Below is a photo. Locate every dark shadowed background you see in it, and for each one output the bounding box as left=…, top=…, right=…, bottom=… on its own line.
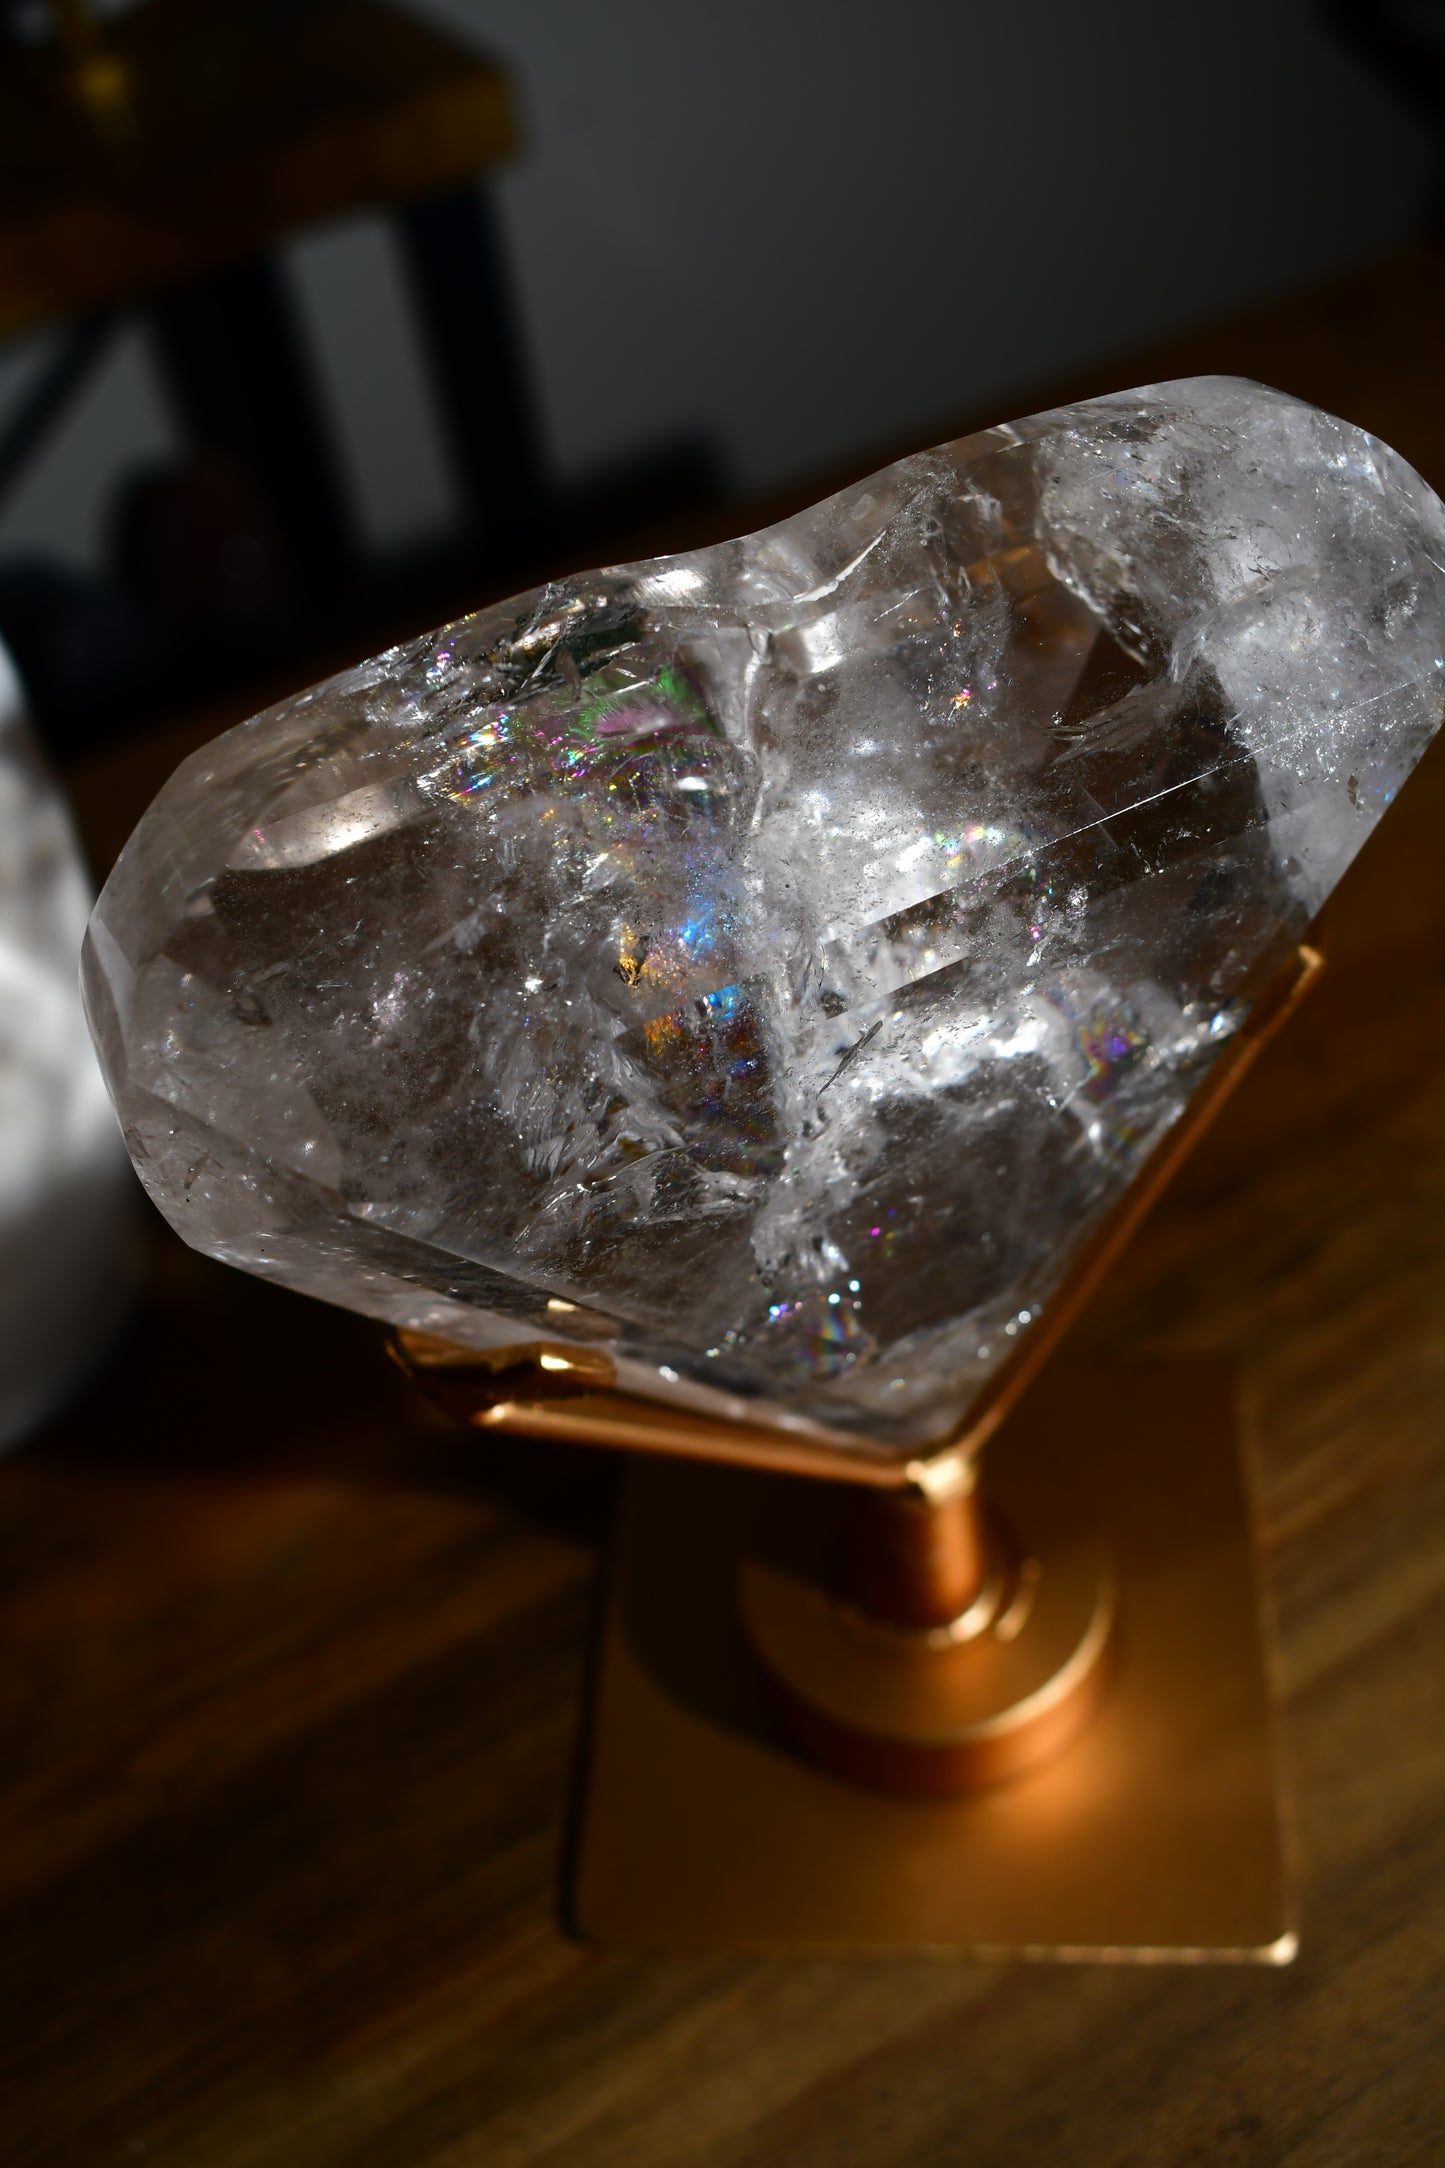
left=0, top=0, right=1439, bottom=752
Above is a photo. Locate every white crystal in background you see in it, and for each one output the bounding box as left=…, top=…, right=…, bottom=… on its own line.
left=1, top=643, right=136, bottom=1451
left=82, top=380, right=1445, bottom=1449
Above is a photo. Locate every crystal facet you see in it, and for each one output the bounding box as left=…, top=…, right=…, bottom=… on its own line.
left=84, top=379, right=1445, bottom=1450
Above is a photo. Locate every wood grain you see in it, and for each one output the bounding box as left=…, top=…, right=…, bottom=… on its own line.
left=5, top=251, right=1445, bottom=2165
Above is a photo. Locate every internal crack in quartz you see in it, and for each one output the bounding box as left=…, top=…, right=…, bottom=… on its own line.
left=83, top=378, right=1445, bottom=1452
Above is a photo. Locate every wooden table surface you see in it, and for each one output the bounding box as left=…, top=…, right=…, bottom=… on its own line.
left=5, top=253, right=1445, bottom=2166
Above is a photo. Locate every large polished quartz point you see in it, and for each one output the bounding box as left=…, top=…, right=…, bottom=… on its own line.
left=84, top=378, right=1445, bottom=1450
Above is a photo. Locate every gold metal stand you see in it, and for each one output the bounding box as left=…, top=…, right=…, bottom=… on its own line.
left=572, top=1362, right=1293, bottom=1959
left=738, top=1456, right=1115, bottom=1796
left=392, top=947, right=1320, bottom=1958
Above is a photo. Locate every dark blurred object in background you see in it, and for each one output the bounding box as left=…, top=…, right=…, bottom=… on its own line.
left=109, top=459, right=290, bottom=656
left=0, top=0, right=1437, bottom=759
left=1323, top=2, right=1445, bottom=227
left=0, top=0, right=721, bottom=756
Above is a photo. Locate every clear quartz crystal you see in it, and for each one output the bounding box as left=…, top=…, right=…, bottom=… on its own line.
left=83, top=378, right=1445, bottom=1451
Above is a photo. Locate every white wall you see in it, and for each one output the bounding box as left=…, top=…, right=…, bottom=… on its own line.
left=0, top=0, right=1431, bottom=567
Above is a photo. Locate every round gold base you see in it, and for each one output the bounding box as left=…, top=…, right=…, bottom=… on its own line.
left=739, top=1502, right=1115, bottom=1797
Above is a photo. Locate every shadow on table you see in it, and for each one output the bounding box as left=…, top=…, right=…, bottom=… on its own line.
left=28, top=1216, right=616, bottom=1546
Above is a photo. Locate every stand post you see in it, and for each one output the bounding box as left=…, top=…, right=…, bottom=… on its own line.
left=842, top=1457, right=987, bottom=1629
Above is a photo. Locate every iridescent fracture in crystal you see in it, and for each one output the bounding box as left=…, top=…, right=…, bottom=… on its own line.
left=84, top=379, right=1445, bottom=1448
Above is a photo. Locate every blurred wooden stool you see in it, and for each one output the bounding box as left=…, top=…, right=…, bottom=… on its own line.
left=0, top=0, right=541, bottom=592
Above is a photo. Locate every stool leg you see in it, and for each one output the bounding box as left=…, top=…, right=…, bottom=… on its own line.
left=395, top=183, right=548, bottom=552
left=148, top=254, right=357, bottom=607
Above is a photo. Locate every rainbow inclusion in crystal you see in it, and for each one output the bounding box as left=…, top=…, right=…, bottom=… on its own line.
left=84, top=379, right=1445, bottom=1448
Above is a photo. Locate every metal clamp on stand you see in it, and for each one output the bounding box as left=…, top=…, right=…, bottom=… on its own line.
left=392, top=946, right=1321, bottom=1960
